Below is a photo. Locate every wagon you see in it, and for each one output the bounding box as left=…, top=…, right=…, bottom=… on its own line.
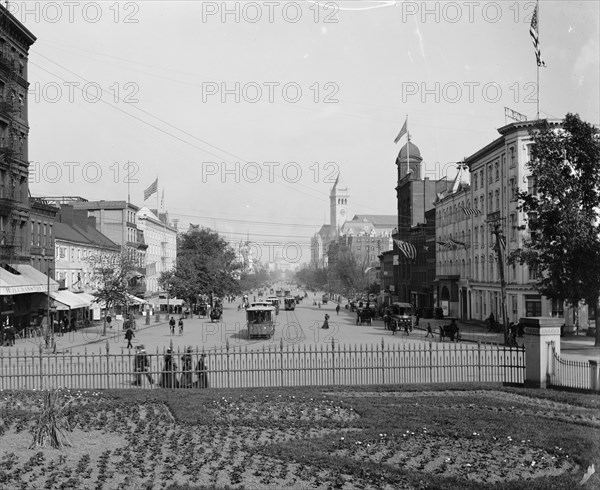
left=356, top=309, right=372, bottom=326
left=210, top=307, right=222, bottom=322
left=439, top=318, right=460, bottom=342
left=198, top=304, right=210, bottom=318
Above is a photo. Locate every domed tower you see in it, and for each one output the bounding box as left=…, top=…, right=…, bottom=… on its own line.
left=396, top=140, right=423, bottom=180
left=329, top=173, right=349, bottom=239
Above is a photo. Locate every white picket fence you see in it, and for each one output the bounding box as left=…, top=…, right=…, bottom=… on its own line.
left=547, top=342, right=600, bottom=392
left=0, top=340, right=525, bottom=390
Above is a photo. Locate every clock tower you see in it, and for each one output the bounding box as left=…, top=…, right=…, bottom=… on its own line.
left=329, top=174, right=349, bottom=239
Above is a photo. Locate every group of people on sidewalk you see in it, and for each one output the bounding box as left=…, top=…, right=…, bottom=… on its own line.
left=132, top=345, right=209, bottom=389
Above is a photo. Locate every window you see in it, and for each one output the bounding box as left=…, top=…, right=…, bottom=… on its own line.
left=509, top=146, right=516, bottom=167
left=488, top=192, right=493, bottom=210
left=37, top=223, right=41, bottom=246
left=473, top=226, right=478, bottom=247
left=551, top=299, right=564, bottom=318
left=510, top=214, right=516, bottom=241
left=525, top=295, right=542, bottom=317
left=479, top=170, right=484, bottom=187
left=495, top=161, right=499, bottom=181
left=509, top=178, right=516, bottom=200
left=488, top=165, right=493, bottom=184
left=30, top=222, right=34, bottom=246
left=474, top=174, right=478, bottom=190
left=527, top=175, right=537, bottom=195
left=495, top=190, right=500, bottom=211
left=528, top=265, right=538, bottom=281
left=43, top=223, right=47, bottom=246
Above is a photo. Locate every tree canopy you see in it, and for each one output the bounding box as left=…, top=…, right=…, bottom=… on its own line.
left=160, top=227, right=240, bottom=304
left=512, top=113, right=600, bottom=345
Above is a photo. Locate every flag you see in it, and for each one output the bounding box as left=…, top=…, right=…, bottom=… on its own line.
left=449, top=237, right=467, bottom=250
left=393, top=239, right=416, bottom=260
left=461, top=206, right=482, bottom=217
left=530, top=2, right=545, bottom=67
left=394, top=117, right=408, bottom=144
left=144, top=178, right=158, bottom=200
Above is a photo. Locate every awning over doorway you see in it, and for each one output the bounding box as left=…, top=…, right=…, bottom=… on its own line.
left=127, top=293, right=147, bottom=305
left=49, top=290, right=92, bottom=311
left=158, top=297, right=184, bottom=306
left=0, top=264, right=59, bottom=296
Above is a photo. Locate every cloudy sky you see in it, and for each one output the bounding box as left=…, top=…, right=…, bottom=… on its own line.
left=18, top=0, right=599, bottom=265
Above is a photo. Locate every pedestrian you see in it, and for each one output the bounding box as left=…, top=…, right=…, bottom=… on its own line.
left=180, top=347, right=194, bottom=388
left=159, top=349, right=179, bottom=388
left=169, top=316, right=176, bottom=335
left=132, top=345, right=153, bottom=386
left=195, top=354, right=209, bottom=389
left=336, top=304, right=340, bottom=315
left=125, top=326, right=135, bottom=349
left=404, top=322, right=410, bottom=336
left=425, top=322, right=434, bottom=338
left=106, top=315, right=112, bottom=329
left=415, top=311, right=420, bottom=326
left=70, top=318, right=77, bottom=333
left=391, top=319, right=397, bottom=335
left=321, top=313, right=330, bottom=329
left=62, top=316, right=69, bottom=333
left=178, top=317, right=184, bottom=336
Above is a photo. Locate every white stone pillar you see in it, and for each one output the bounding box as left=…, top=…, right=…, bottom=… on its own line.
left=521, top=317, right=563, bottom=389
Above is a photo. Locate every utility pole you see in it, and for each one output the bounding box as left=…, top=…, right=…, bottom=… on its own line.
left=492, top=223, right=509, bottom=344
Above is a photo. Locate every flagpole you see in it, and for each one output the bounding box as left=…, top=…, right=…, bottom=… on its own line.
left=537, top=1, right=540, bottom=120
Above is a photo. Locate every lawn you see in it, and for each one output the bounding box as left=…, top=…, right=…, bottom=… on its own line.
left=0, top=383, right=599, bottom=489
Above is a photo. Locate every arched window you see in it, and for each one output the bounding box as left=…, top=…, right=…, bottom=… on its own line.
left=495, top=189, right=500, bottom=211
left=475, top=256, right=479, bottom=280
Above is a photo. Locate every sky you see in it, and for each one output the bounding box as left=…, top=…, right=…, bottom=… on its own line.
left=15, top=0, right=600, bottom=267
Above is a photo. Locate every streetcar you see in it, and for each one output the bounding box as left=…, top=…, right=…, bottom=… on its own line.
left=284, top=296, right=296, bottom=311
left=276, top=289, right=283, bottom=297
left=246, top=305, right=276, bottom=338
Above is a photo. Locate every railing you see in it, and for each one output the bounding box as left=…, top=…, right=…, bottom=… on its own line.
left=547, top=342, right=600, bottom=392
left=0, top=340, right=526, bottom=391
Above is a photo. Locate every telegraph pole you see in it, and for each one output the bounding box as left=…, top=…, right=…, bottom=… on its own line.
left=492, top=223, right=509, bottom=344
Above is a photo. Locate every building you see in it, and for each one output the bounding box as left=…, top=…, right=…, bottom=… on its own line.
left=69, top=199, right=148, bottom=297
left=310, top=174, right=349, bottom=269
left=394, top=139, right=447, bottom=304
left=136, top=206, right=177, bottom=299
left=433, top=119, right=573, bottom=326
left=0, top=7, right=58, bottom=332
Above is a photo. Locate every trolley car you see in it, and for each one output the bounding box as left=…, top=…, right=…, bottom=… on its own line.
left=284, top=296, right=296, bottom=311
left=246, top=305, right=276, bottom=338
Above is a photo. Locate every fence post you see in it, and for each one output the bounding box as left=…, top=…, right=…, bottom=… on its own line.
left=590, top=361, right=599, bottom=392
left=331, top=338, right=336, bottom=386
left=226, top=338, right=230, bottom=389
left=279, top=338, right=285, bottom=387
left=520, top=317, right=562, bottom=389
left=38, top=343, right=44, bottom=390
left=105, top=341, right=110, bottom=389
left=380, top=338, right=385, bottom=385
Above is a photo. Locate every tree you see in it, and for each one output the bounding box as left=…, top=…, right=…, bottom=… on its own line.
left=160, top=227, right=240, bottom=306
left=330, top=252, right=370, bottom=295
left=88, top=247, right=139, bottom=336
left=511, top=114, right=600, bottom=345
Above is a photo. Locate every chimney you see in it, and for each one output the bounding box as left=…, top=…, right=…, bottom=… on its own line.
left=60, top=205, right=74, bottom=225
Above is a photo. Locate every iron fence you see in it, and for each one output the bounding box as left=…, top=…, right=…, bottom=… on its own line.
left=0, top=340, right=525, bottom=391
left=547, top=342, right=600, bottom=392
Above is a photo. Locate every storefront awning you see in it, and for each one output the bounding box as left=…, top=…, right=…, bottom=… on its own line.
left=158, top=297, right=184, bottom=306
left=50, top=290, right=92, bottom=311
left=76, top=292, right=104, bottom=308
left=127, top=293, right=147, bottom=305
left=0, top=264, right=59, bottom=296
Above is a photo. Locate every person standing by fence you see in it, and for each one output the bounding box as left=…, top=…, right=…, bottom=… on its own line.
left=159, top=349, right=179, bottom=388
left=169, top=316, right=176, bottom=336
left=178, top=317, right=184, bottom=336
left=180, top=347, right=194, bottom=388
left=132, top=345, right=153, bottom=386
left=195, top=354, right=209, bottom=388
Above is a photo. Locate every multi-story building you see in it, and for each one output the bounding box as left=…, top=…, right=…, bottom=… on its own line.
left=394, top=139, right=447, bottom=304
left=435, top=119, right=570, bottom=325
left=0, top=7, right=59, bottom=332
left=136, top=206, right=177, bottom=296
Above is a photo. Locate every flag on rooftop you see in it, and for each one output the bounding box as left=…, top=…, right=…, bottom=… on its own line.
left=530, top=2, right=546, bottom=67
left=144, top=178, right=158, bottom=200
left=394, top=117, right=408, bottom=144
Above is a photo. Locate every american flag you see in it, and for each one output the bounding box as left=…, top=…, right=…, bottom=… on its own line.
left=530, top=3, right=545, bottom=67
left=144, top=178, right=158, bottom=200
left=393, top=239, right=417, bottom=260
left=449, top=237, right=467, bottom=250
left=394, top=118, right=408, bottom=144
left=462, top=206, right=482, bottom=217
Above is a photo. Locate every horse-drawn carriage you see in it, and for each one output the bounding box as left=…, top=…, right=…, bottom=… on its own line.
left=356, top=308, right=373, bottom=326
left=384, top=302, right=413, bottom=332
left=246, top=305, right=275, bottom=339
left=439, top=318, right=460, bottom=341
left=322, top=294, right=328, bottom=305
left=198, top=303, right=210, bottom=318
left=210, top=306, right=222, bottom=322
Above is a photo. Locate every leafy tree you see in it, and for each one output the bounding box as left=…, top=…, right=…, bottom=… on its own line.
left=511, top=114, right=600, bottom=345
left=295, top=265, right=328, bottom=290
left=160, top=227, right=240, bottom=306
left=88, top=247, right=139, bottom=336
left=329, top=252, right=370, bottom=295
